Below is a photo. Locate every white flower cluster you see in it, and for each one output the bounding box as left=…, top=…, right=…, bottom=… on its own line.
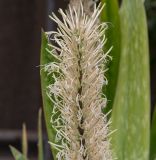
left=45, top=2, right=113, bottom=160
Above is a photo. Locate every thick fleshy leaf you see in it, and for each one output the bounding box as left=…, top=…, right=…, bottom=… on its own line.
left=10, top=146, right=26, bottom=160
left=38, top=109, right=44, bottom=160
left=101, top=0, right=121, bottom=114
left=111, top=0, right=150, bottom=159
left=40, top=30, right=57, bottom=159
left=150, top=105, right=156, bottom=160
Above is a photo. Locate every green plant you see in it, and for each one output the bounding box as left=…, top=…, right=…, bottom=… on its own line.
left=41, top=0, right=152, bottom=159
left=10, top=109, right=44, bottom=160
left=41, top=2, right=113, bottom=159
left=110, top=0, right=150, bottom=159
left=40, top=0, right=152, bottom=159
left=11, top=0, right=156, bottom=160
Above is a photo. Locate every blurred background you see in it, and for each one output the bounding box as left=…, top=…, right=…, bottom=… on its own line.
left=0, top=0, right=155, bottom=159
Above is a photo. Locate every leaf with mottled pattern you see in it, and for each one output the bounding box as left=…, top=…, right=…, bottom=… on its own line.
left=111, top=0, right=150, bottom=159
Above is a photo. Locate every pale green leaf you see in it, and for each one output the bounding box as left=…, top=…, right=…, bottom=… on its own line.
left=22, top=124, right=28, bottom=159
left=10, top=146, right=26, bottom=160
left=111, top=0, right=150, bottom=159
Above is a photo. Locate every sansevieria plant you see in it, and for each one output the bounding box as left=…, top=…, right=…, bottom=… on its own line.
left=10, top=0, right=155, bottom=160
left=43, top=1, right=113, bottom=159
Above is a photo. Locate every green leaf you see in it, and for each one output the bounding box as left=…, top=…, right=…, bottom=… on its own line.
left=22, top=124, right=28, bottom=159
left=40, top=30, right=58, bottom=159
left=111, top=0, right=150, bottom=159
left=38, top=109, right=44, bottom=160
left=150, top=105, right=156, bottom=160
left=10, top=146, right=26, bottom=160
left=101, top=0, right=121, bottom=114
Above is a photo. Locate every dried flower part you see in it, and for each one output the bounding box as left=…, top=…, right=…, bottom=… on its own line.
left=70, top=0, right=98, bottom=16
left=45, top=3, right=113, bottom=160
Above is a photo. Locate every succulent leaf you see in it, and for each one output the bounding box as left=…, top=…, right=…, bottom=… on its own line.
left=111, top=0, right=150, bottom=159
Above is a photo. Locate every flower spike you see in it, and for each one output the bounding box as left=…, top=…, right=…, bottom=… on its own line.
left=45, top=2, right=113, bottom=160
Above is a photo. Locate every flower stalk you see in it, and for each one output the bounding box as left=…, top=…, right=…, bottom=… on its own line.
left=45, top=2, right=113, bottom=160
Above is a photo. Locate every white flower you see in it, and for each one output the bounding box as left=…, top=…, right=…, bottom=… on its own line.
left=45, top=2, right=113, bottom=160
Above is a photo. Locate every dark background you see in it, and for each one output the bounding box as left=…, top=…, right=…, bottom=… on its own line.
left=0, top=0, right=68, bottom=159
left=0, top=0, right=155, bottom=159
